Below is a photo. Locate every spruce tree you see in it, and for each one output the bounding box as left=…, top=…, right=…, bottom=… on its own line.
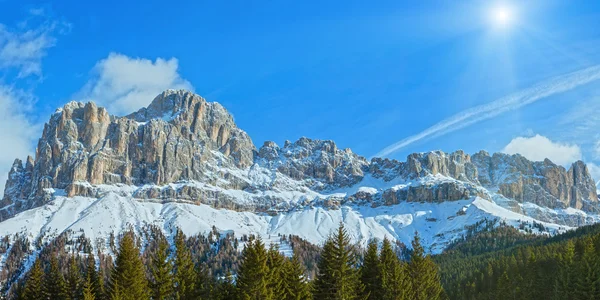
left=173, top=229, right=196, bottom=300
left=150, top=237, right=174, bottom=299
left=216, top=271, right=237, bottom=300
left=574, top=238, right=600, bottom=300
left=408, top=232, right=443, bottom=300
left=83, top=273, right=97, bottom=300
left=380, top=238, right=408, bottom=300
left=554, top=241, right=576, bottom=299
left=110, top=233, right=150, bottom=300
left=282, top=254, right=310, bottom=300
left=21, top=258, right=45, bottom=300
left=267, top=245, right=286, bottom=299
left=236, top=238, right=272, bottom=300
left=86, top=252, right=104, bottom=300
left=45, top=256, right=69, bottom=300
left=313, top=223, right=365, bottom=300
left=360, top=240, right=381, bottom=300
left=68, top=255, right=83, bottom=300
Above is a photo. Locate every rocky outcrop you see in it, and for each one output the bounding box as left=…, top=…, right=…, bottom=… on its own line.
left=1, top=90, right=256, bottom=219
left=1, top=89, right=598, bottom=221
left=256, top=138, right=368, bottom=189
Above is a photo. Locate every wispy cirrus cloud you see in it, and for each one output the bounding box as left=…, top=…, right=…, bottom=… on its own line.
left=0, top=9, right=69, bottom=78
left=375, top=65, right=600, bottom=158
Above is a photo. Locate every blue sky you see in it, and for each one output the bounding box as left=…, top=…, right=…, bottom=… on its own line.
left=1, top=0, right=600, bottom=184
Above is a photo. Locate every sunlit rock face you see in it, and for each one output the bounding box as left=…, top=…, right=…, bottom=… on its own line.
left=1, top=89, right=598, bottom=221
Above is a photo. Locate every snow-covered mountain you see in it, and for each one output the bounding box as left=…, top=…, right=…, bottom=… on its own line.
left=0, top=89, right=599, bottom=260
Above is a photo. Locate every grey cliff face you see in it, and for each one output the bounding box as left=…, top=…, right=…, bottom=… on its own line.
left=1, top=89, right=598, bottom=221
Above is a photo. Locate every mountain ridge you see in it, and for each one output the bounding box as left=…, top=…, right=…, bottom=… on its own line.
left=0, top=89, right=598, bottom=254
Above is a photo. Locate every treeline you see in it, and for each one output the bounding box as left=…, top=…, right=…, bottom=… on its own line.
left=15, top=224, right=444, bottom=300
left=436, top=222, right=600, bottom=299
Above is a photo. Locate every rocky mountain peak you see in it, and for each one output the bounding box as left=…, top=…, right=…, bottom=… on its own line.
left=0, top=90, right=598, bottom=223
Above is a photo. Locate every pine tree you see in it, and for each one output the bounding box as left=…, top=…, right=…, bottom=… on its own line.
left=554, top=241, right=576, bottom=299
left=574, top=238, right=600, bottom=300
left=21, top=258, right=45, bottom=300
left=96, top=261, right=107, bottom=300
left=83, top=272, right=97, bottom=300
left=380, top=238, right=408, bottom=300
left=45, top=256, right=69, bottom=300
left=313, top=223, right=365, bottom=300
left=173, top=229, right=196, bottom=300
left=150, top=237, right=174, bottom=300
left=86, top=252, right=104, bottom=300
left=267, top=245, right=286, bottom=299
left=236, top=238, right=272, bottom=300
left=110, top=233, right=150, bottom=300
left=360, top=240, right=381, bottom=300
left=68, top=255, right=83, bottom=300
left=282, top=254, right=310, bottom=300
left=408, top=232, right=443, bottom=300
left=216, top=271, right=237, bottom=300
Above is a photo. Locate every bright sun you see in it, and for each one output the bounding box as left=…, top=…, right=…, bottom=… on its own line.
left=490, top=5, right=514, bottom=28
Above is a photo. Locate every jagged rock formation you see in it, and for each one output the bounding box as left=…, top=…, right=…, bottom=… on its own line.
left=1, top=89, right=598, bottom=221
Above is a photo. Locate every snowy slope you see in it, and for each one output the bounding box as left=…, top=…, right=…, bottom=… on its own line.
left=0, top=190, right=575, bottom=259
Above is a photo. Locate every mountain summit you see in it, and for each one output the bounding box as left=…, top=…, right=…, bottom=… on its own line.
left=0, top=90, right=599, bottom=252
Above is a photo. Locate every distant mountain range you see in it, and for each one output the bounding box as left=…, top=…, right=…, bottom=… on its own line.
left=0, top=89, right=599, bottom=265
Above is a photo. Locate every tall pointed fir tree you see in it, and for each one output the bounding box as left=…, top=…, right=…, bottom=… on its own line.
left=86, top=252, right=105, bottom=300
left=173, top=229, right=197, bottom=300
left=68, top=254, right=83, bottom=300
left=267, top=245, right=286, bottom=299
left=21, top=258, right=45, bottom=300
left=574, top=237, right=600, bottom=300
left=236, top=238, right=272, bottom=300
left=216, top=271, right=237, bottom=300
left=407, top=232, right=443, bottom=300
left=282, top=254, right=310, bottom=300
left=380, top=238, right=409, bottom=300
left=83, top=272, right=97, bottom=300
left=45, top=256, right=69, bottom=300
left=553, top=240, right=576, bottom=299
left=313, top=223, right=365, bottom=300
left=150, top=237, right=174, bottom=300
left=360, top=240, right=381, bottom=300
left=110, top=232, right=150, bottom=300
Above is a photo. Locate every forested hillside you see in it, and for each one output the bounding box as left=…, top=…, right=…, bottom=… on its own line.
left=13, top=224, right=444, bottom=300
left=436, top=222, right=600, bottom=299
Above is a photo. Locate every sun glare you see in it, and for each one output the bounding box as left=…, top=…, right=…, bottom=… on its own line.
left=490, top=4, right=514, bottom=28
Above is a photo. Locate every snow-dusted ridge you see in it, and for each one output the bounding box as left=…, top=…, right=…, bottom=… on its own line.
left=1, top=89, right=599, bottom=274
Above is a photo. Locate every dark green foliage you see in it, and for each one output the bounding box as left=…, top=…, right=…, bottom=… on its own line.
left=313, top=223, right=365, bottom=300
left=360, top=240, right=381, bottom=300
left=173, top=229, right=197, bottom=299
left=380, top=238, right=409, bottom=300
left=109, top=233, right=150, bottom=300
left=408, top=233, right=443, bottom=300
left=436, top=223, right=600, bottom=299
left=282, top=254, right=311, bottom=300
left=45, top=256, right=69, bottom=300
left=150, top=237, right=174, bottom=299
left=68, top=254, right=84, bottom=299
left=21, top=259, right=45, bottom=300
left=236, top=238, right=271, bottom=300
left=83, top=272, right=96, bottom=300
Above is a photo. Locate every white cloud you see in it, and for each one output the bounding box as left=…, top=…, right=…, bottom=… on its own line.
left=78, top=53, right=194, bottom=116
left=375, top=65, right=600, bottom=158
left=0, top=86, right=39, bottom=192
left=0, top=14, right=67, bottom=78
left=502, top=134, right=582, bottom=166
